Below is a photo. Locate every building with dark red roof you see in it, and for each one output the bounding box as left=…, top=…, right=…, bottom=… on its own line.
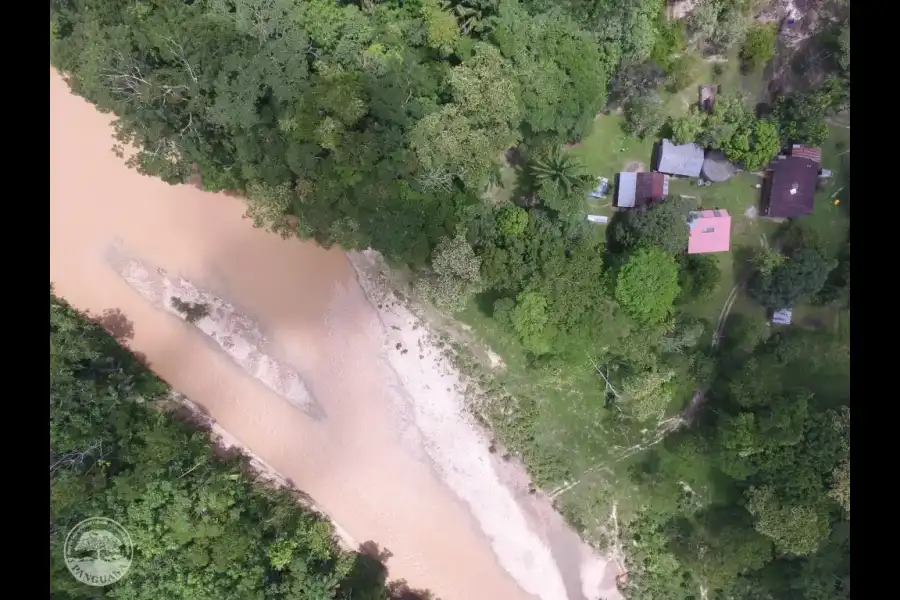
left=615, top=172, right=669, bottom=208
left=761, top=145, right=822, bottom=218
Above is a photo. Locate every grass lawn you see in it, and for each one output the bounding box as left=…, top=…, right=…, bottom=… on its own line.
left=458, top=298, right=625, bottom=468
left=458, top=297, right=675, bottom=529
left=797, top=125, right=851, bottom=259
left=571, top=115, right=657, bottom=180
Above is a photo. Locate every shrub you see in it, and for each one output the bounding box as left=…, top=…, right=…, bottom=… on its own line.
left=492, top=297, right=516, bottom=327
left=497, top=205, right=529, bottom=238
left=510, top=291, right=552, bottom=354
left=622, top=94, right=666, bottom=140
left=677, top=254, right=722, bottom=303
left=741, top=24, right=777, bottom=72
left=610, top=195, right=695, bottom=255
left=748, top=249, right=835, bottom=309
left=651, top=18, right=687, bottom=69
left=666, top=55, right=697, bottom=93
left=608, top=61, right=666, bottom=109
left=670, top=108, right=707, bottom=145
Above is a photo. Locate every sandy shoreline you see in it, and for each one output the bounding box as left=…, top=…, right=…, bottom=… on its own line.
left=346, top=251, right=624, bottom=600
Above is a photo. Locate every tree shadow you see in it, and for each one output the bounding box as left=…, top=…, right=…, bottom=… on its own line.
left=657, top=120, right=674, bottom=141
left=731, top=246, right=756, bottom=283
left=94, top=308, right=135, bottom=342
left=754, top=101, right=773, bottom=119
left=81, top=305, right=150, bottom=367
left=358, top=540, right=394, bottom=564
left=342, top=541, right=441, bottom=600
left=473, top=289, right=505, bottom=317
left=387, top=580, right=439, bottom=600
left=510, top=164, right=538, bottom=208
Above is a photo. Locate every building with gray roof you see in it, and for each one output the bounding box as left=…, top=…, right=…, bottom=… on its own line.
left=655, top=139, right=705, bottom=178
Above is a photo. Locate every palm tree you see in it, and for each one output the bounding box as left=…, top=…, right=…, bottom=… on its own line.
left=529, top=148, right=587, bottom=196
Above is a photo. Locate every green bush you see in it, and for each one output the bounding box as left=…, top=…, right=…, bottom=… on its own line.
left=651, top=17, right=687, bottom=69
left=492, top=297, right=516, bottom=327
left=622, top=94, right=666, bottom=140
left=670, top=107, right=707, bottom=145
left=508, top=291, right=553, bottom=354
left=666, top=55, right=698, bottom=92
left=677, top=254, right=722, bottom=303
left=740, top=24, right=777, bottom=72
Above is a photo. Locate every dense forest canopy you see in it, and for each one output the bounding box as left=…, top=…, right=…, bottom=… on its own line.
left=50, top=0, right=619, bottom=266
left=51, top=1, right=850, bottom=599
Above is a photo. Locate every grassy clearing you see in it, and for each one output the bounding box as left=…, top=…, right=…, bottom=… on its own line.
left=573, top=115, right=657, bottom=225
left=803, top=125, right=851, bottom=259
left=457, top=286, right=672, bottom=533
left=571, top=115, right=657, bottom=178
left=663, top=48, right=768, bottom=118
left=483, top=164, right=519, bottom=206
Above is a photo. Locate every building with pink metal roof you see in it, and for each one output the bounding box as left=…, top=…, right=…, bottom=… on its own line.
left=687, top=210, right=731, bottom=254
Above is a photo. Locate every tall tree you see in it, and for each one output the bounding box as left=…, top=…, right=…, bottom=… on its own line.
left=615, top=247, right=681, bottom=325
left=530, top=149, right=588, bottom=196
left=418, top=231, right=483, bottom=311
left=411, top=42, right=521, bottom=192
left=610, top=196, right=695, bottom=255
left=748, top=249, right=835, bottom=309
left=491, top=3, right=610, bottom=142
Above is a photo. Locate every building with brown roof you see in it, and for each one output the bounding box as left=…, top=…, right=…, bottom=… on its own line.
left=615, top=172, right=669, bottom=208
left=761, top=145, right=822, bottom=218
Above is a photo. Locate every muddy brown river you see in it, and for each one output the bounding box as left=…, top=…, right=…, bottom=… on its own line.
left=50, top=67, right=621, bottom=600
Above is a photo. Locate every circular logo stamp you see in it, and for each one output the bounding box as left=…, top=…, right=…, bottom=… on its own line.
left=64, top=517, right=133, bottom=586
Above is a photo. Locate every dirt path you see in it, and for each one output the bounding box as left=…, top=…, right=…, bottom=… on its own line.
left=712, top=284, right=741, bottom=350
left=50, top=68, right=620, bottom=600
left=684, top=234, right=770, bottom=424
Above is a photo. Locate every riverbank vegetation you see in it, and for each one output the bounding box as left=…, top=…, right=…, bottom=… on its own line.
left=51, top=290, right=434, bottom=599
left=51, top=0, right=850, bottom=598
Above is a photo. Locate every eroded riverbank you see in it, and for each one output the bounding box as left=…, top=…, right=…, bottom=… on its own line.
left=50, top=67, right=621, bottom=600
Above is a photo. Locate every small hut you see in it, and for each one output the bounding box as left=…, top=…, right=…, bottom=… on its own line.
left=699, top=85, right=719, bottom=112
left=772, top=308, right=793, bottom=326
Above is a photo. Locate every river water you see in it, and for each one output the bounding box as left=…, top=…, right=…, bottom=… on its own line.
left=50, top=67, right=621, bottom=600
